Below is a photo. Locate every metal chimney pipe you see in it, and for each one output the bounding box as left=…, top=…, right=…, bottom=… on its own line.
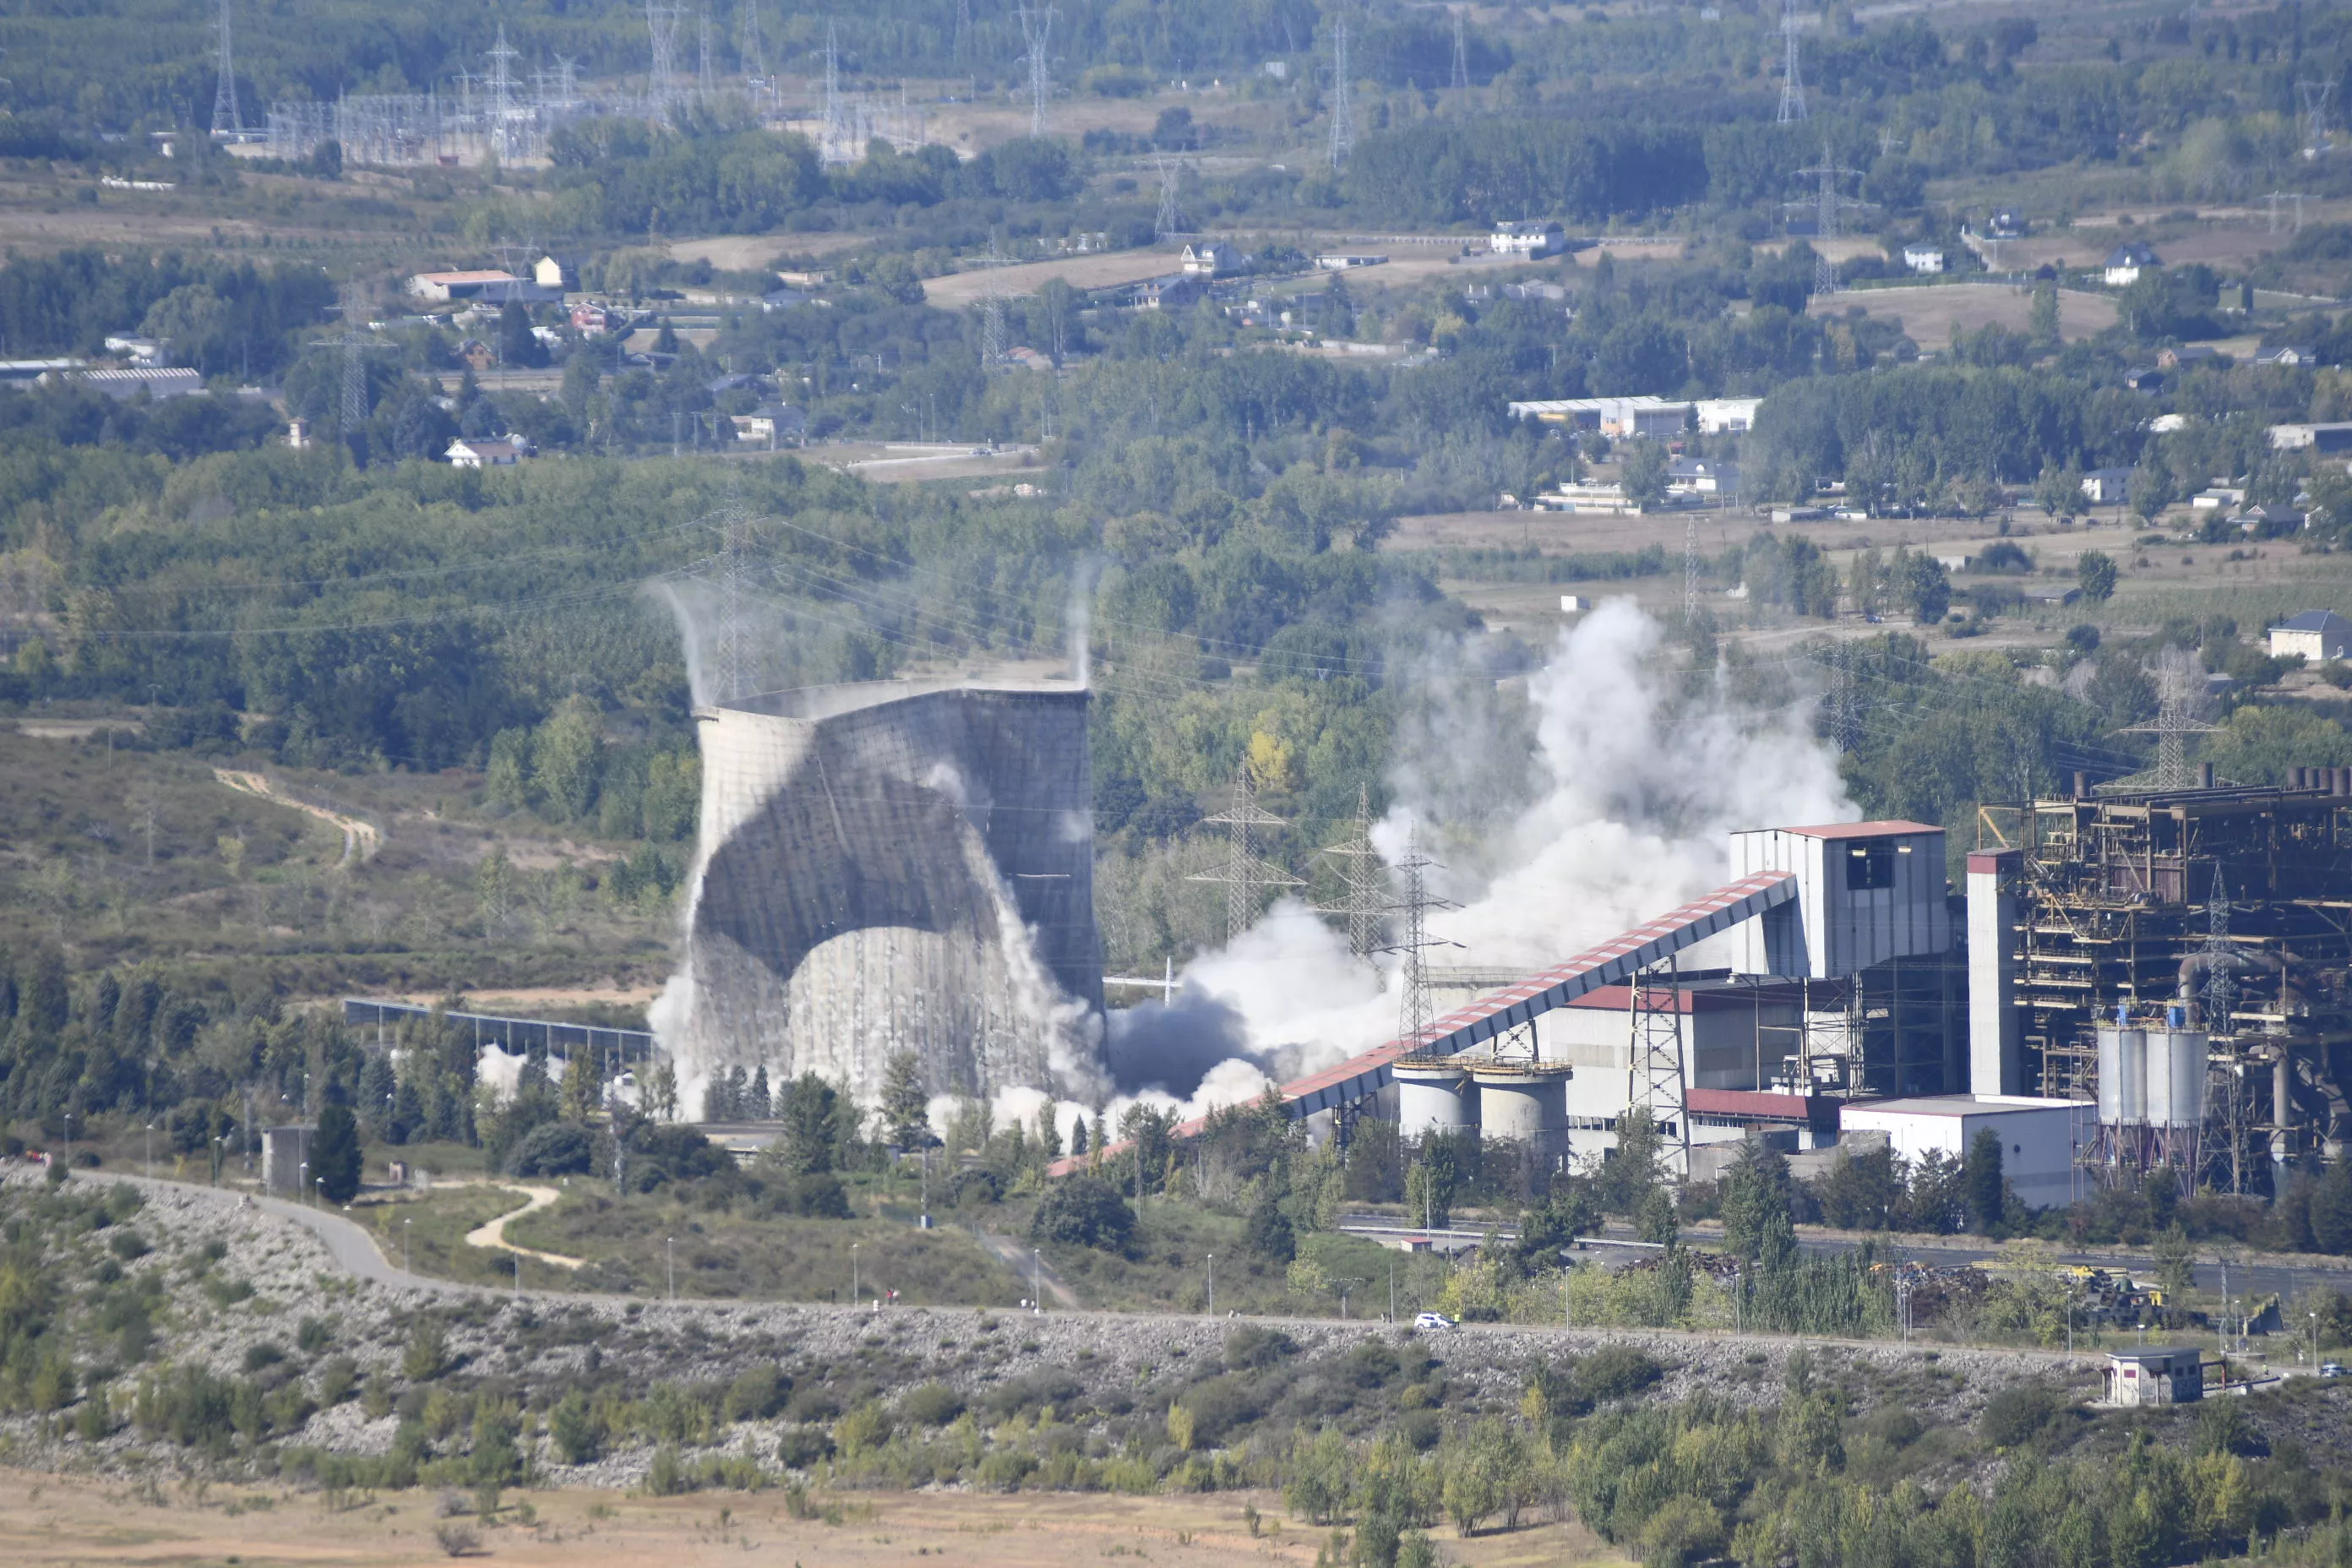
left=2073, top=770, right=2088, bottom=799
left=2199, top=761, right=2215, bottom=789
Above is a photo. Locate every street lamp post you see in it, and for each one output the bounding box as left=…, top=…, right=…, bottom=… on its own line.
left=667, top=1235, right=676, bottom=1302
left=403, top=1217, right=412, bottom=1277
left=299, top=1162, right=308, bottom=1207
left=1032, top=1248, right=1042, bottom=1313
left=1206, top=1254, right=1214, bottom=1317
left=63, top=1111, right=74, bottom=1169
left=144, top=1121, right=154, bottom=1179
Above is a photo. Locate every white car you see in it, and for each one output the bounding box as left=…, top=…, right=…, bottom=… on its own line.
left=2322, top=1362, right=2346, bottom=1379
left=1413, top=1311, right=1456, bottom=1331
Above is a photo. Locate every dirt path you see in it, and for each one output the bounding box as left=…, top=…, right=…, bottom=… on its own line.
left=214, top=768, right=381, bottom=866
left=459, top=1182, right=585, bottom=1270
left=977, top=1228, right=1081, bottom=1309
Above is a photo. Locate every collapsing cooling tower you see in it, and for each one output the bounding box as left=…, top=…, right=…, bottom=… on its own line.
left=662, top=677, right=1103, bottom=1107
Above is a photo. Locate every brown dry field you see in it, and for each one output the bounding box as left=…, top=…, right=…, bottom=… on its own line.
left=1807, top=281, right=2118, bottom=348
left=0, top=1468, right=1628, bottom=1568
left=922, top=247, right=1184, bottom=304
left=666, top=231, right=879, bottom=270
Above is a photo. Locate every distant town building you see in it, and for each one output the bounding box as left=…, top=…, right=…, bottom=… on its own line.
left=103, top=335, right=167, bottom=365
left=1533, top=481, right=1642, bottom=514
left=1668, top=457, right=1741, bottom=496
left=2268, top=609, right=2352, bottom=662
left=445, top=436, right=533, bottom=468
left=1902, top=244, right=1946, bottom=275
left=68, top=367, right=205, bottom=400
left=1986, top=208, right=2028, bottom=238
left=2157, top=344, right=2220, bottom=369
left=456, top=339, right=496, bottom=372
left=2103, top=244, right=2160, bottom=286
left=1179, top=241, right=1244, bottom=277
left=2080, top=467, right=2134, bottom=504
left=1490, top=220, right=1566, bottom=258
left=532, top=254, right=576, bottom=290
left=1507, top=395, right=1761, bottom=437
left=732, top=404, right=808, bottom=444
left=1314, top=253, right=1386, bottom=270
left=406, top=270, right=522, bottom=302
left=1133, top=275, right=1206, bottom=311
left=2257, top=345, right=2319, bottom=368
left=2268, top=422, right=2352, bottom=453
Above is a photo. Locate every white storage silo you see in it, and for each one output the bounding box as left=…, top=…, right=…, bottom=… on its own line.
left=2146, top=1030, right=2208, bottom=1129
left=2098, top=1026, right=2147, bottom=1124
left=1394, top=1060, right=1475, bottom=1139
left=1467, top=1060, right=1574, bottom=1158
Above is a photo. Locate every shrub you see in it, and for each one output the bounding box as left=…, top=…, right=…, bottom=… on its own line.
left=1980, top=1383, right=2063, bottom=1447
left=550, top=1390, right=603, bottom=1464
left=316, top=1356, right=359, bottom=1406
left=898, top=1382, right=966, bottom=1427
left=1030, top=1176, right=1135, bottom=1254
left=1576, top=1345, right=1663, bottom=1402
left=108, top=1229, right=150, bottom=1260
left=243, top=1342, right=286, bottom=1373
left=297, top=1316, right=333, bottom=1354
left=1224, top=1326, right=1298, bottom=1370
left=722, top=1364, right=787, bottom=1422
left=401, top=1319, right=450, bottom=1381
left=776, top=1424, right=834, bottom=1469
left=433, top=1522, right=480, bottom=1556
left=508, top=1121, right=595, bottom=1177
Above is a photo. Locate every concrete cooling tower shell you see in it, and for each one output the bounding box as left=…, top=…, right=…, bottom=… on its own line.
left=669, top=676, right=1102, bottom=1105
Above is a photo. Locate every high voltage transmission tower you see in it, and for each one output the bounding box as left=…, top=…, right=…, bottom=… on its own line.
left=1018, top=4, right=1056, bottom=137
left=699, top=12, right=716, bottom=100
left=1384, top=825, right=1458, bottom=1049
left=484, top=25, right=521, bottom=161
left=823, top=20, right=845, bottom=155
left=210, top=0, right=244, bottom=138
left=2119, top=647, right=2220, bottom=791
left=1315, top=783, right=1386, bottom=962
left=1682, top=514, right=1701, bottom=625
left=1190, top=770, right=1304, bottom=946
left=739, top=0, right=768, bottom=94
left=1450, top=9, right=1470, bottom=95
left=1328, top=19, right=1355, bottom=170
left=2300, top=79, right=2335, bottom=155
left=645, top=0, right=684, bottom=113
left=1152, top=153, right=1182, bottom=242
left=975, top=233, right=1012, bottom=372
left=1776, top=0, right=1806, bottom=124
left=1786, top=146, right=1870, bottom=295
left=707, top=499, right=758, bottom=703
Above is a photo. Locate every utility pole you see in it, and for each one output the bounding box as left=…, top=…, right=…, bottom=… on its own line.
left=1776, top=0, right=1806, bottom=125
left=1189, top=768, right=1304, bottom=945
left=1018, top=4, right=1055, bottom=138
left=210, top=0, right=244, bottom=139
left=1316, top=782, right=1386, bottom=962
left=1328, top=19, right=1355, bottom=171
left=1683, top=512, right=1701, bottom=626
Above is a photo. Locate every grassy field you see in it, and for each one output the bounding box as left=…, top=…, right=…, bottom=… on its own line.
left=1809, top=281, right=2120, bottom=350
left=498, top=1185, right=1025, bottom=1305
left=1039, top=1200, right=1456, bottom=1320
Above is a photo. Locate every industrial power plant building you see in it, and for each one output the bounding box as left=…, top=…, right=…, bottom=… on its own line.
left=1138, top=769, right=2352, bottom=1204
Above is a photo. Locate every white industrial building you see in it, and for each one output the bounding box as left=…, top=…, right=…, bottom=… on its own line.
left=1507, top=395, right=1763, bottom=438
left=2268, top=609, right=2352, bottom=662
left=1840, top=1094, right=2092, bottom=1211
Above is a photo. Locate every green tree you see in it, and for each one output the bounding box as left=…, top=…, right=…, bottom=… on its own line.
left=2028, top=281, right=2061, bottom=346
left=880, top=1052, right=935, bottom=1150
left=2130, top=465, right=2176, bottom=523
left=1720, top=1135, right=1799, bottom=1271
left=550, top=1389, right=603, bottom=1464
left=2035, top=463, right=2085, bottom=523
left=2077, top=550, right=2119, bottom=602
left=531, top=696, right=603, bottom=821
left=475, top=846, right=515, bottom=929
left=1245, top=1192, right=1297, bottom=1263
left=1965, top=1126, right=2006, bottom=1234
left=1595, top=1108, right=1665, bottom=1217
left=312, top=1102, right=363, bottom=1204
left=776, top=1074, right=841, bottom=1176
left=2311, top=1160, right=2352, bottom=1255
left=1619, top=439, right=1670, bottom=510
left=1030, top=1175, right=1135, bottom=1253
left=2153, top=1224, right=2198, bottom=1297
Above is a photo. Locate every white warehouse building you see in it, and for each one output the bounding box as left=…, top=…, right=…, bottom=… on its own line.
left=1841, top=1095, right=2093, bottom=1211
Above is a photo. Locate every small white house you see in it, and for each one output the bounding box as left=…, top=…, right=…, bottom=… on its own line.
left=1838, top=1094, right=2090, bottom=1211
left=445, top=436, right=532, bottom=468
left=1179, top=241, right=1244, bottom=277
left=2268, top=609, right=2352, bottom=662
left=1669, top=457, right=1740, bottom=495
left=1491, top=220, right=1566, bottom=258
left=1902, top=244, right=1946, bottom=275
left=1315, top=253, right=1386, bottom=270
left=2104, top=243, right=2160, bottom=286
left=2081, top=467, right=2134, bottom=505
